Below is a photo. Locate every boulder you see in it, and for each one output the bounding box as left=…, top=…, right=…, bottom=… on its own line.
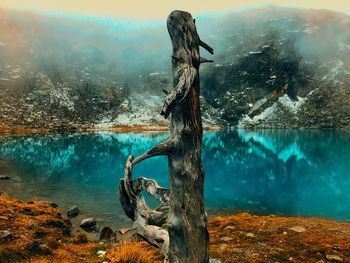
left=67, top=206, right=80, bottom=218
left=79, top=218, right=97, bottom=231
left=99, top=226, right=116, bottom=243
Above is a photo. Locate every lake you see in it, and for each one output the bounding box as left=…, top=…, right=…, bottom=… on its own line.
left=0, top=130, right=350, bottom=228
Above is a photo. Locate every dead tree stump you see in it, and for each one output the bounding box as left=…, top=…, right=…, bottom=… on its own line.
left=119, top=10, right=214, bottom=263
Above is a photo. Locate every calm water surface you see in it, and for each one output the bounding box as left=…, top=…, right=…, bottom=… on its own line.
left=0, top=130, right=349, bottom=228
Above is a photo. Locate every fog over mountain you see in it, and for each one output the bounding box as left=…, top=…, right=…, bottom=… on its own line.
left=1, top=6, right=350, bottom=130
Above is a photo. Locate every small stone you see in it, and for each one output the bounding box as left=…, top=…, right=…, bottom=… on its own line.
left=326, top=255, right=343, bottom=262
left=290, top=226, right=306, bottom=233
left=79, top=218, right=96, bottom=230
left=0, top=175, right=10, bottom=180
left=41, top=201, right=58, bottom=208
left=209, top=258, right=222, bottom=263
left=218, top=244, right=227, bottom=253
left=283, top=231, right=288, bottom=235
left=220, top=236, right=233, bottom=242
left=246, top=232, right=255, bottom=237
left=67, top=206, right=80, bottom=218
left=97, top=250, right=106, bottom=256
left=118, top=228, right=130, bottom=234
left=0, top=230, right=11, bottom=240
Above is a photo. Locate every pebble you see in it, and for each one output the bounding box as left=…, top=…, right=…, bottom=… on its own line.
left=289, top=226, right=306, bottom=233
left=326, top=255, right=343, bottom=262
left=97, top=250, right=106, bottom=257
left=0, top=230, right=11, bottom=240
left=67, top=206, right=80, bottom=218
left=220, top=236, right=233, bottom=242
left=246, top=232, right=255, bottom=237
left=209, top=259, right=222, bottom=263
left=118, top=228, right=130, bottom=234
left=0, top=175, right=10, bottom=180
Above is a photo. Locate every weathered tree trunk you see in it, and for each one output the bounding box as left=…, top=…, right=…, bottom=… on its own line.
left=119, top=10, right=213, bottom=263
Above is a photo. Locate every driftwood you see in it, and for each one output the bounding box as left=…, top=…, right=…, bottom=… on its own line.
left=119, top=10, right=213, bottom=263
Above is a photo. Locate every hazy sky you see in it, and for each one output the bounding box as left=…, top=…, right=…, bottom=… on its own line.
left=2, top=0, right=350, bottom=19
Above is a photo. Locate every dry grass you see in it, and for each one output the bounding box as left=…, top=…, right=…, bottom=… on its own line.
left=2, top=194, right=350, bottom=263
left=106, top=241, right=162, bottom=263
left=208, top=213, right=350, bottom=262
left=0, top=194, right=100, bottom=263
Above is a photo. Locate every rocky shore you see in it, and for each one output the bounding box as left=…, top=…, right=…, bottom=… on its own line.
left=1, top=193, right=349, bottom=263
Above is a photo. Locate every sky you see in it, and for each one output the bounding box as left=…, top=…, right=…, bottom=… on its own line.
left=1, top=0, right=350, bottom=20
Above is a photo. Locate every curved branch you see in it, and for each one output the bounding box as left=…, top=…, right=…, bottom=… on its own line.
left=160, top=65, right=197, bottom=118
left=132, top=137, right=175, bottom=165
left=119, top=157, right=170, bottom=259
left=133, top=177, right=170, bottom=203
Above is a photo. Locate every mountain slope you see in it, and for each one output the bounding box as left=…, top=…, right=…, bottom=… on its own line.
left=1, top=7, right=350, bottom=130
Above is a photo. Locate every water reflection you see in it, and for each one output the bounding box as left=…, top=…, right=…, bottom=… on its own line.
left=0, top=130, right=349, bottom=227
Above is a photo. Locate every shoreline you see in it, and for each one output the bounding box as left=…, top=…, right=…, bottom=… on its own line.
left=1, top=124, right=350, bottom=137
left=0, top=124, right=223, bottom=136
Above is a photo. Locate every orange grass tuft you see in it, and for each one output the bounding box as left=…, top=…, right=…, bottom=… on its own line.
left=106, top=241, right=162, bottom=263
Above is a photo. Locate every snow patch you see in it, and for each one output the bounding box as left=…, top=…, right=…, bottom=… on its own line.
left=95, top=92, right=168, bottom=128
left=239, top=94, right=305, bottom=127
left=322, top=60, right=344, bottom=81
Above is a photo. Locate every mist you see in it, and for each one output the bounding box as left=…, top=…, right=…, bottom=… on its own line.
left=1, top=6, right=349, bottom=127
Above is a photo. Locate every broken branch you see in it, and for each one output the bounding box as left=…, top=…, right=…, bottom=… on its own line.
left=199, top=39, right=214, bottom=55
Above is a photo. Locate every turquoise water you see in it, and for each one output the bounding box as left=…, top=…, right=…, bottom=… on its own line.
left=0, top=130, right=350, bottom=228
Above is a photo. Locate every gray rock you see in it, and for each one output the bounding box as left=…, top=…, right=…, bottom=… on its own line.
left=67, top=205, right=80, bottom=218
left=0, top=175, right=10, bottom=180
left=99, top=226, right=116, bottom=243
left=0, top=230, right=11, bottom=240
left=79, top=218, right=96, bottom=231
left=209, top=258, right=222, bottom=263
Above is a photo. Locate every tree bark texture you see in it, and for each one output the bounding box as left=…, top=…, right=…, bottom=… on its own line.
left=119, top=10, right=214, bottom=263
